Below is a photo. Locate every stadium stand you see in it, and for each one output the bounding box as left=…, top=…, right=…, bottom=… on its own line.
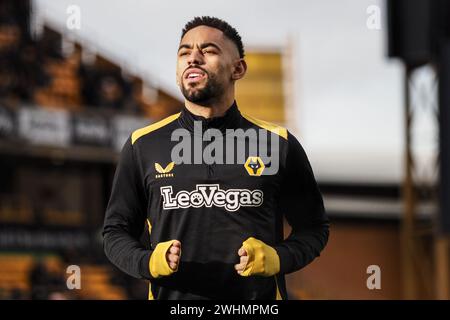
left=0, top=0, right=181, bottom=300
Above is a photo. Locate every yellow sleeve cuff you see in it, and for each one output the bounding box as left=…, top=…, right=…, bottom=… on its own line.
left=149, top=240, right=179, bottom=278
left=240, top=237, right=280, bottom=277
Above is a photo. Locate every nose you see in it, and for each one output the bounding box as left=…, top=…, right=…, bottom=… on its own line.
left=187, top=49, right=204, bottom=65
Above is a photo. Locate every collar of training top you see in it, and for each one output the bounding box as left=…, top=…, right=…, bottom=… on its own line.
left=178, top=101, right=242, bottom=134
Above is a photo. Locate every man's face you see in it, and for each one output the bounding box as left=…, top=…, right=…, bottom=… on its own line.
left=176, top=25, right=241, bottom=105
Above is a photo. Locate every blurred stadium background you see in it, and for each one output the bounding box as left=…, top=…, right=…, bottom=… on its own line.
left=0, top=0, right=449, bottom=299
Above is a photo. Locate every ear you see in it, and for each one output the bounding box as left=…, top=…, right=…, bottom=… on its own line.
left=232, top=59, right=247, bottom=80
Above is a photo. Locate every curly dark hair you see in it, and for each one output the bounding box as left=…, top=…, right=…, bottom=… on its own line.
left=181, top=16, right=245, bottom=58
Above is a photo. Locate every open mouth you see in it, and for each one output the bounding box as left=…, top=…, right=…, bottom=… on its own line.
left=184, top=68, right=207, bottom=82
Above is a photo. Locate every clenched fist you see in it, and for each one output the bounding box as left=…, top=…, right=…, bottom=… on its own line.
left=234, top=237, right=280, bottom=277
left=234, top=246, right=248, bottom=275
left=166, top=240, right=181, bottom=270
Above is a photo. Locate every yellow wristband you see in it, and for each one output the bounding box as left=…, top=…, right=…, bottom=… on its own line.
left=149, top=240, right=179, bottom=278
left=240, top=237, right=280, bottom=277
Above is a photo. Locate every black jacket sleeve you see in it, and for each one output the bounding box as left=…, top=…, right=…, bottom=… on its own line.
left=102, top=137, right=153, bottom=279
left=274, top=131, right=330, bottom=274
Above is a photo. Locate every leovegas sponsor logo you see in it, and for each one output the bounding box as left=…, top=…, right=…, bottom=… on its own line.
left=160, top=184, right=263, bottom=212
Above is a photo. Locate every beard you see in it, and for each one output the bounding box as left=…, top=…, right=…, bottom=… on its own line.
left=181, top=71, right=224, bottom=105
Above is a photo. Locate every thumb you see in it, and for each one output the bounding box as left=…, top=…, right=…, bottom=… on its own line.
left=238, top=247, right=247, bottom=257
left=172, top=240, right=181, bottom=248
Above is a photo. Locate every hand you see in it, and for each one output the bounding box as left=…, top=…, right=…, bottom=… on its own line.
left=166, top=240, right=181, bottom=270
left=234, top=237, right=281, bottom=277
left=234, top=246, right=249, bottom=275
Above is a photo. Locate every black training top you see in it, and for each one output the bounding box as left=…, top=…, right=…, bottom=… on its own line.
left=103, top=101, right=329, bottom=300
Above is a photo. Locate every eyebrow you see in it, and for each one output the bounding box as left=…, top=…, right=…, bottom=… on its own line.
left=178, top=42, right=222, bottom=53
